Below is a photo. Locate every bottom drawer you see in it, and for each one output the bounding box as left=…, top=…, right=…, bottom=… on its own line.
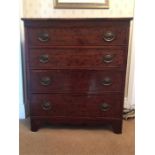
left=30, top=94, right=123, bottom=118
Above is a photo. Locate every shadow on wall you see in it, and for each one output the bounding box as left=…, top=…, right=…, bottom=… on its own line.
left=19, top=41, right=25, bottom=119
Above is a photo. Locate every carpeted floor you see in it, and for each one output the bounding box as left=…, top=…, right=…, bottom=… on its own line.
left=19, top=119, right=134, bottom=155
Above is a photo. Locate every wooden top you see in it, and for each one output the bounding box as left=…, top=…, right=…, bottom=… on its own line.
left=22, top=17, right=133, bottom=21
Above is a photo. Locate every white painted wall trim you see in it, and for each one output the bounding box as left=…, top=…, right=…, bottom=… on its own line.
left=124, top=19, right=135, bottom=109
left=124, top=96, right=135, bottom=109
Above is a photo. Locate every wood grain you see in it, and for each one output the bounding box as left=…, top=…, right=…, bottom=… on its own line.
left=22, top=18, right=132, bottom=133
left=28, top=47, right=127, bottom=70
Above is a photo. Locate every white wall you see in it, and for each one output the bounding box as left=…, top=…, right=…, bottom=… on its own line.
left=124, top=21, right=135, bottom=108
left=19, top=49, right=25, bottom=118
left=22, top=0, right=134, bottom=18
left=20, top=0, right=25, bottom=119
left=0, top=0, right=20, bottom=154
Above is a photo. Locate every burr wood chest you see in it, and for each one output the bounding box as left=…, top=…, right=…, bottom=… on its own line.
left=22, top=18, right=132, bottom=133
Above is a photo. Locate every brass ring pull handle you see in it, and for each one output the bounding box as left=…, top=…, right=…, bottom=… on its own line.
left=103, top=54, right=114, bottom=63
left=100, top=103, right=110, bottom=112
left=38, top=32, right=49, bottom=42
left=40, top=76, right=51, bottom=86
left=103, top=31, right=115, bottom=42
left=102, top=77, right=112, bottom=86
left=42, top=101, right=51, bottom=111
left=39, top=54, right=49, bottom=63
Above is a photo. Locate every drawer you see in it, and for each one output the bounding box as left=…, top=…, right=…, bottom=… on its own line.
left=28, top=47, right=126, bottom=70
left=30, top=94, right=122, bottom=118
left=30, top=70, right=123, bottom=93
left=27, top=22, right=129, bottom=46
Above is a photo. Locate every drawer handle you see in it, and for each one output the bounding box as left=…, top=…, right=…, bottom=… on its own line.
left=38, top=32, right=49, bottom=42
left=103, top=31, right=115, bottom=42
left=103, top=54, right=114, bottom=63
left=39, top=54, right=49, bottom=63
left=40, top=76, right=51, bottom=86
left=102, top=77, right=112, bottom=86
left=42, top=101, right=52, bottom=111
left=100, top=103, right=110, bottom=112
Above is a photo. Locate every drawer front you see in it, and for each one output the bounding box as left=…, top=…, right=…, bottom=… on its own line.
left=30, top=94, right=122, bottom=117
left=27, top=24, right=129, bottom=46
left=30, top=70, right=123, bottom=93
left=29, top=47, right=126, bottom=69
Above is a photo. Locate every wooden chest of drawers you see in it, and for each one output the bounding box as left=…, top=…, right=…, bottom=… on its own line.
left=22, top=18, right=132, bottom=133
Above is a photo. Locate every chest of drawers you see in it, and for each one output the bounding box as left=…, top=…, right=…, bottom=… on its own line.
left=22, top=18, right=132, bottom=133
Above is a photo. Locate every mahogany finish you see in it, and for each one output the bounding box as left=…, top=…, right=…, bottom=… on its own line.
left=30, top=70, right=123, bottom=93
left=28, top=26, right=128, bottom=46
left=29, top=47, right=126, bottom=70
left=30, top=94, right=122, bottom=118
left=22, top=18, right=132, bottom=133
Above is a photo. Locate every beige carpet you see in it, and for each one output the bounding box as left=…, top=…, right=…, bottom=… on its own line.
left=19, top=119, right=134, bottom=155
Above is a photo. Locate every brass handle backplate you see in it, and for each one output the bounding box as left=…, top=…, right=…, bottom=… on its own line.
left=103, top=31, right=115, bottom=42
left=102, top=77, right=112, bottom=86
left=103, top=54, right=114, bottom=63
left=40, top=76, right=51, bottom=86
left=38, top=32, right=49, bottom=42
left=39, top=54, right=49, bottom=63
left=100, top=103, right=110, bottom=112
left=42, top=101, right=52, bottom=111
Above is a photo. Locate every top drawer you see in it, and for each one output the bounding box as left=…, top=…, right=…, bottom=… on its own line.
left=24, top=19, right=130, bottom=46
